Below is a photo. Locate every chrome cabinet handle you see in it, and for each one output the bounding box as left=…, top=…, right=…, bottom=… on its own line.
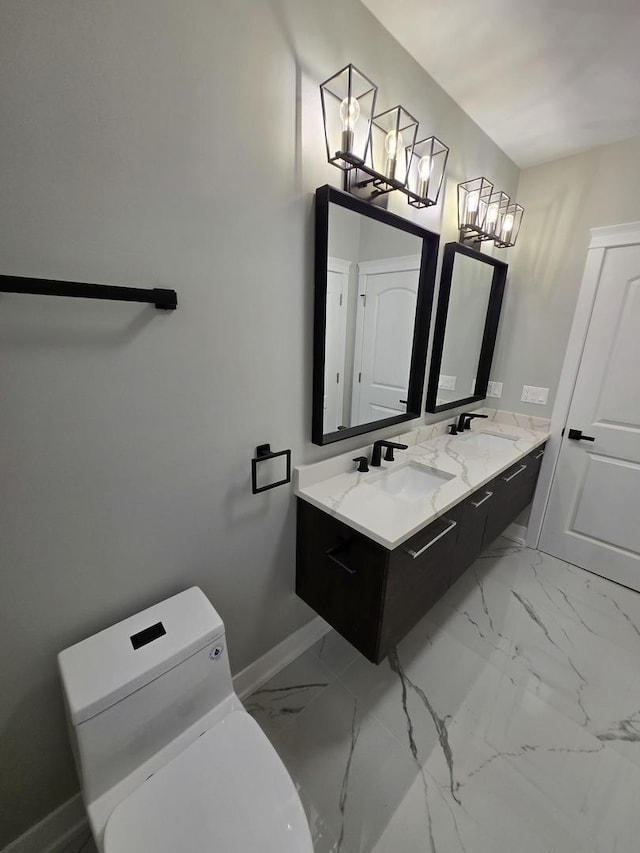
left=403, top=519, right=457, bottom=560
left=535, top=450, right=544, bottom=460
left=470, top=490, right=493, bottom=508
left=502, top=463, right=527, bottom=482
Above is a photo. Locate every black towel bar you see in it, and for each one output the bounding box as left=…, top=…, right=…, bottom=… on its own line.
left=0, top=275, right=177, bottom=310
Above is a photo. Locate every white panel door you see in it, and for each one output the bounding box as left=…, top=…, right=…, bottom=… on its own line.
left=352, top=256, right=420, bottom=426
left=540, top=243, right=640, bottom=589
left=323, top=257, right=350, bottom=433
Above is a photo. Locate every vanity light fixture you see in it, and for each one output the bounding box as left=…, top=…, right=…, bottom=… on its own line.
left=320, top=65, right=449, bottom=209
left=458, top=178, right=524, bottom=248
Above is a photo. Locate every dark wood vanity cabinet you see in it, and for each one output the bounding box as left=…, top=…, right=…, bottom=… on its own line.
left=480, top=445, right=545, bottom=546
left=296, top=443, right=546, bottom=664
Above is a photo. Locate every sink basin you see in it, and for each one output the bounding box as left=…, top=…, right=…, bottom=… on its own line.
left=462, top=431, right=519, bottom=450
left=366, top=462, right=454, bottom=503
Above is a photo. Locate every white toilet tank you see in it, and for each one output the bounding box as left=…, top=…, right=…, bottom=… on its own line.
left=58, top=588, right=236, bottom=805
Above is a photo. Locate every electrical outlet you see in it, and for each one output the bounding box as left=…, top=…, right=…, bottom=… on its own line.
left=521, top=385, right=549, bottom=405
left=486, top=380, right=503, bottom=398
left=438, top=374, right=456, bottom=391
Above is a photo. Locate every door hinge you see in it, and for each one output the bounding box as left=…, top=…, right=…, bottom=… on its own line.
left=336, top=372, right=339, bottom=384
left=358, top=372, right=362, bottom=383
left=360, top=293, right=366, bottom=307
left=339, top=294, right=343, bottom=306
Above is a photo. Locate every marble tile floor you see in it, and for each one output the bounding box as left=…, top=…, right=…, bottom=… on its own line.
left=246, top=537, right=640, bottom=853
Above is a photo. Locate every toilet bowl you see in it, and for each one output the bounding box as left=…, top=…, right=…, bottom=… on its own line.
left=58, top=588, right=313, bottom=852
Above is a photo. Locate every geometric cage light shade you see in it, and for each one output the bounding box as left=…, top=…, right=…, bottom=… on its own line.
left=369, top=105, right=419, bottom=190
left=320, top=64, right=377, bottom=171
left=458, top=177, right=494, bottom=235
left=406, top=136, right=449, bottom=208
left=483, top=190, right=510, bottom=240
left=494, top=202, right=524, bottom=248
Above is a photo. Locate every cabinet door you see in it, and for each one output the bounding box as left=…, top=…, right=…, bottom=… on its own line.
left=482, top=446, right=546, bottom=547
left=379, top=506, right=461, bottom=659
left=296, top=500, right=388, bottom=662
left=453, top=487, right=495, bottom=585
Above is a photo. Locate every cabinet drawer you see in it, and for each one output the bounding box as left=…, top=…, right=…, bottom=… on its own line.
left=482, top=445, right=546, bottom=546
left=379, top=506, right=461, bottom=658
left=296, top=500, right=387, bottom=661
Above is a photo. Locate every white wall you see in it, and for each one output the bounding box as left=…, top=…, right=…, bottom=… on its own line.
left=0, top=0, right=519, bottom=845
left=491, top=133, right=640, bottom=418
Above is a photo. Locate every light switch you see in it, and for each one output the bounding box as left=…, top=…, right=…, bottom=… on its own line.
left=521, top=385, right=549, bottom=405
left=486, top=381, right=503, bottom=398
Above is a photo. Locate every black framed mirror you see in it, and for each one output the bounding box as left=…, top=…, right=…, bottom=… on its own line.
left=312, top=185, right=439, bottom=446
left=425, top=242, right=507, bottom=413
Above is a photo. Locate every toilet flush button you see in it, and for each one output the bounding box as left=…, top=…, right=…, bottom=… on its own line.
left=209, top=644, right=224, bottom=660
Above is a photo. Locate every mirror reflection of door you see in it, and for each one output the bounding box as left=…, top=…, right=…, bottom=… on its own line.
left=352, top=256, right=420, bottom=424
left=324, top=203, right=422, bottom=435
left=323, top=257, right=350, bottom=432
left=437, top=254, right=493, bottom=405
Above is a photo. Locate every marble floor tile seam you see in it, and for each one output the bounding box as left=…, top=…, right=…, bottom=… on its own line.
left=269, top=677, right=428, bottom=853
left=335, top=644, right=619, bottom=793
left=243, top=647, right=343, bottom=738
left=428, top=605, right=640, bottom=775
left=332, top=665, right=427, bottom=762
left=478, top=539, right=640, bottom=631
left=425, top=600, right=640, bottom=744
left=331, top=611, right=636, bottom=805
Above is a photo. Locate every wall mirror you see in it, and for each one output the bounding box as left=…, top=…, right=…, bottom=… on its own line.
left=313, top=185, right=439, bottom=446
left=425, top=242, right=507, bottom=413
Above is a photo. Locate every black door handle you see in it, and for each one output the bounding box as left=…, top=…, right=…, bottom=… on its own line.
left=567, top=428, right=595, bottom=442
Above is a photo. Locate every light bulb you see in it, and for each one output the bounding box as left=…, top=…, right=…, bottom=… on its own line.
left=384, top=130, right=404, bottom=180
left=339, top=96, right=360, bottom=155
left=416, top=155, right=432, bottom=199
left=486, top=204, right=498, bottom=228
left=502, top=213, right=514, bottom=234
left=464, top=190, right=480, bottom=226
left=384, top=129, right=403, bottom=156
left=339, top=96, right=360, bottom=130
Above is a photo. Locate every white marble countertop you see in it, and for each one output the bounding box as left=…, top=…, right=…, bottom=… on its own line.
left=295, top=412, right=550, bottom=549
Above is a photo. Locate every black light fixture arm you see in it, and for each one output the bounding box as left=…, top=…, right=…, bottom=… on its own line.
left=0, top=275, right=178, bottom=310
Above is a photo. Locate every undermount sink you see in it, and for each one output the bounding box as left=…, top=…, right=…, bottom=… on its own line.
left=462, top=431, right=519, bottom=450
left=366, top=462, right=454, bottom=503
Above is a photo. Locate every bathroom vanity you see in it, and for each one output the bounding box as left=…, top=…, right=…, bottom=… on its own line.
left=295, top=416, right=548, bottom=663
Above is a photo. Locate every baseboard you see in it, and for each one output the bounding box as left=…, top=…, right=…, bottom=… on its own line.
left=1, top=793, right=88, bottom=853
left=2, top=615, right=331, bottom=853
left=502, top=522, right=528, bottom=546
left=233, top=614, right=331, bottom=699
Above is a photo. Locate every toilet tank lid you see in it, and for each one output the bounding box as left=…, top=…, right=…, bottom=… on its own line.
left=58, top=588, right=225, bottom=725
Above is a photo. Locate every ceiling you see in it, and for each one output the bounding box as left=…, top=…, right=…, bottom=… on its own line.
left=360, top=0, right=640, bottom=168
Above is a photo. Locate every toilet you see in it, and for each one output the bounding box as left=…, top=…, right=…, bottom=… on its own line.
left=58, top=587, right=314, bottom=852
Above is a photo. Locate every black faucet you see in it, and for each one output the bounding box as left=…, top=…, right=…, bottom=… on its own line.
left=352, top=456, right=369, bottom=473
left=457, top=412, right=489, bottom=432
left=370, top=440, right=408, bottom=467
